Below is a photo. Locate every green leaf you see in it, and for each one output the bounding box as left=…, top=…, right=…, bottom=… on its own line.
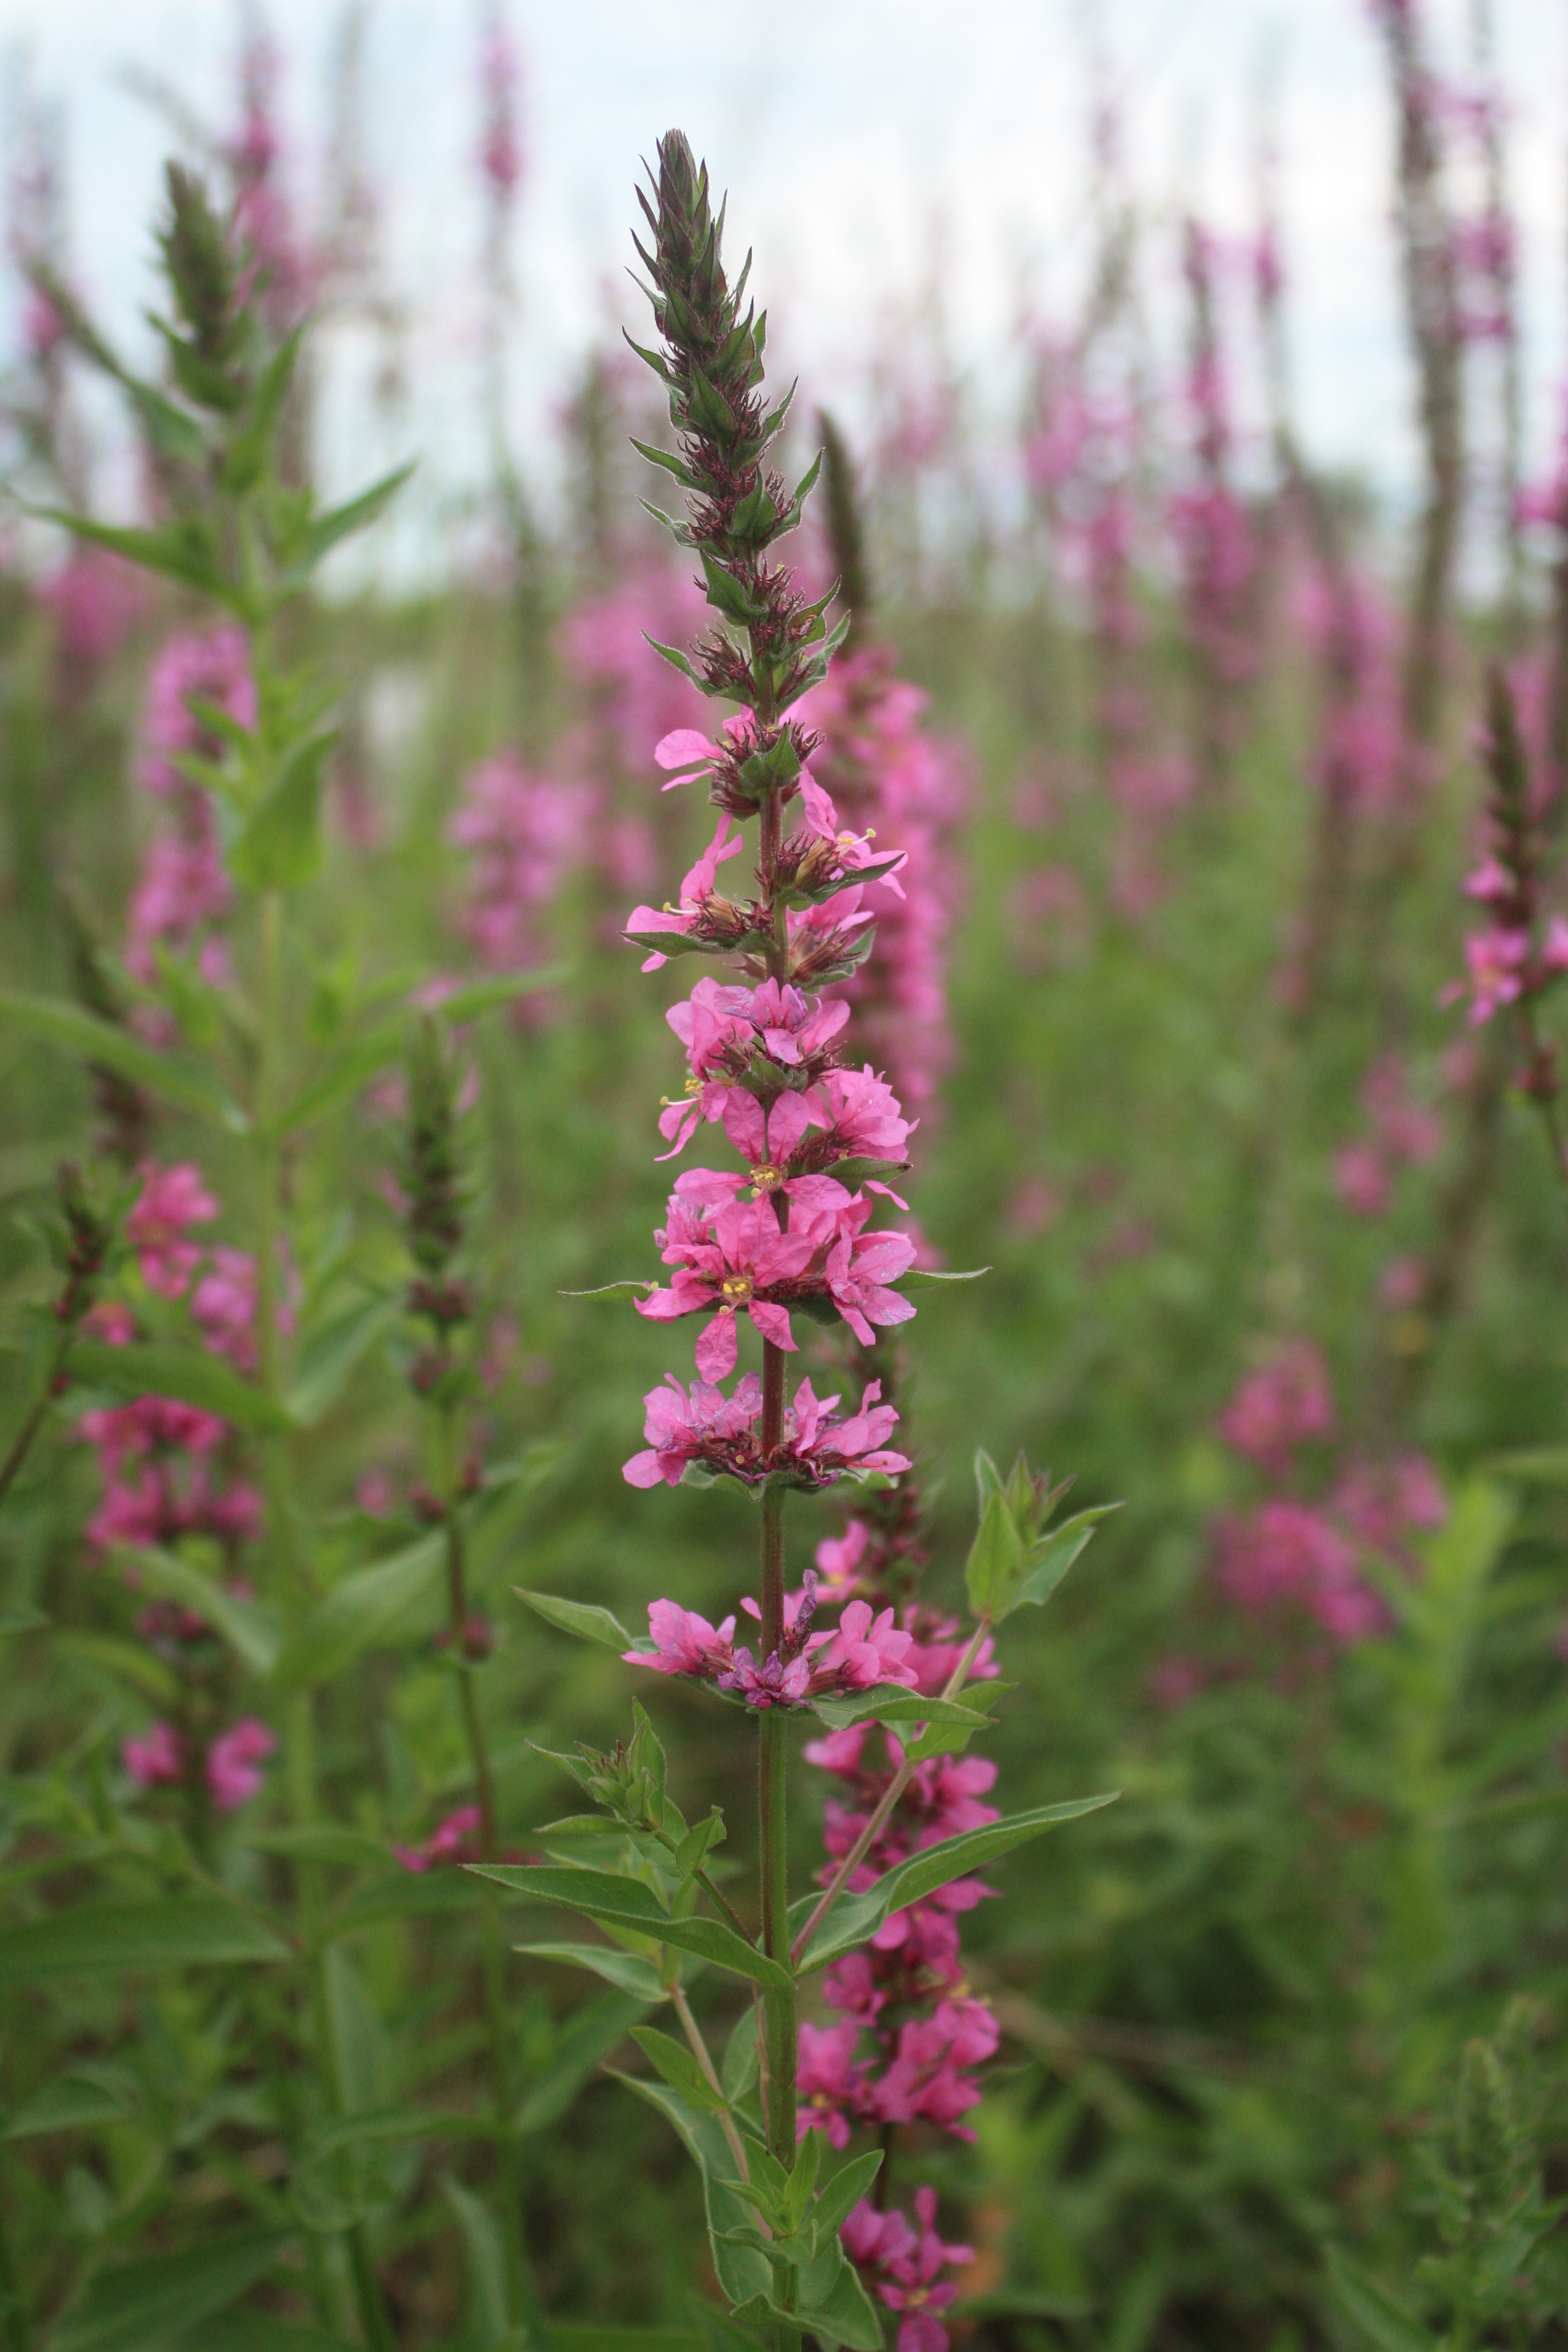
left=32, top=510, right=227, bottom=605
left=551, top=2332, right=700, bottom=2352
left=285, top=1295, right=398, bottom=1428
left=287, top=461, right=415, bottom=583
left=516, top=1990, right=654, bottom=2134
left=1325, top=2250, right=1440, bottom=2352
left=3, top=2066, right=138, bottom=2139
left=0, top=1898, right=290, bottom=1989
left=274, top=1533, right=445, bottom=1687
left=792, top=1794, right=1120, bottom=1972
left=699, top=551, right=765, bottom=627
left=227, top=728, right=335, bottom=892
left=51, top=2228, right=292, bottom=2352
left=242, top=1825, right=389, bottom=1870
left=128, top=1547, right=281, bottom=1674
left=515, top=1588, right=633, bottom=1651
left=965, top=1490, right=1026, bottom=1622
left=70, top=1342, right=290, bottom=1435
left=185, top=2316, right=353, bottom=2352
left=720, top=2013, right=759, bottom=2104
left=794, top=2250, right=885, bottom=2350
left=1489, top=1445, right=1568, bottom=1484
left=780, top=2120, right=819, bottom=2230
left=0, top=993, right=248, bottom=1130
left=467, top=1863, right=791, bottom=1991
left=896, top=1266, right=989, bottom=1289
left=630, top=438, right=700, bottom=491
left=808, top=1687, right=994, bottom=1734
left=54, top=1630, right=177, bottom=1705
left=1012, top=1504, right=1120, bottom=1613
left=631, top=2025, right=727, bottom=2113
left=612, top=2072, right=771, bottom=2309
left=443, top=2174, right=509, bottom=2350
left=562, top=1280, right=657, bottom=1302
left=0, top=1608, right=48, bottom=1638
left=514, top=1941, right=670, bottom=2003
left=810, top=2148, right=884, bottom=2240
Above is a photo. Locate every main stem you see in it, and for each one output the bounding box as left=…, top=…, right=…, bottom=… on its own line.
left=756, top=1343, right=797, bottom=2189
left=254, top=887, right=393, bottom=2352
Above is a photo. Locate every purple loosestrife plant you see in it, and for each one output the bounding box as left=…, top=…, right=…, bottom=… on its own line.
left=491, top=132, right=1118, bottom=2347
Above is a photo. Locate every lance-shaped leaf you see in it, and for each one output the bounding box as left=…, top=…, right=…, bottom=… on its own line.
left=515, top=1588, right=633, bottom=1652
left=514, top=1941, right=670, bottom=2003
left=274, top=1533, right=446, bottom=1687
left=286, top=1295, right=399, bottom=1429
left=791, top=1794, right=1120, bottom=1973
left=613, top=2072, right=770, bottom=2310
left=227, top=728, right=335, bottom=892
left=895, top=1266, right=990, bottom=1291
left=630, top=2025, right=727, bottom=2113
left=279, top=461, right=415, bottom=589
left=69, top=1341, right=291, bottom=1434
left=50, top=2227, right=293, bottom=2352
left=516, top=1989, right=655, bottom=2135
left=467, top=1862, right=791, bottom=1991
left=32, top=509, right=230, bottom=606
left=1325, top=2250, right=1440, bottom=2352
left=0, top=993, right=248, bottom=1130
left=3, top=2066, right=139, bottom=2141
left=0, top=1897, right=290, bottom=1989
left=1011, top=1505, right=1121, bottom=1613
left=276, top=966, right=567, bottom=1140
left=808, top=1687, right=995, bottom=1735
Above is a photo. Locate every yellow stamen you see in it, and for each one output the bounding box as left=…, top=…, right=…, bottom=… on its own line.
left=750, top=1163, right=782, bottom=1191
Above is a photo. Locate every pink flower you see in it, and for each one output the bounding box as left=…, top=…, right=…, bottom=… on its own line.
left=124, top=1721, right=184, bottom=1788
left=451, top=753, right=581, bottom=1004
left=825, top=1210, right=918, bottom=1349
left=1452, top=927, right=1531, bottom=1025
left=395, top=1805, right=483, bottom=1874
left=205, top=1717, right=275, bottom=1810
left=872, top=1999, right=998, bottom=2139
left=1216, top=1341, right=1335, bottom=1476
left=139, top=627, right=257, bottom=798
left=795, top=2019, right=868, bottom=2148
left=869, top=2187, right=975, bottom=2352
left=127, top=1163, right=218, bottom=1299
left=818, top=1600, right=918, bottom=1691
left=623, top=1372, right=909, bottom=1490
left=190, top=1248, right=260, bottom=1370
left=815, top=1518, right=870, bottom=1590
left=625, top=1598, right=738, bottom=1677
left=1215, top=1501, right=1384, bottom=1645
left=635, top=1193, right=821, bottom=1380
left=38, top=547, right=143, bottom=669
left=1333, top=1142, right=1392, bottom=1219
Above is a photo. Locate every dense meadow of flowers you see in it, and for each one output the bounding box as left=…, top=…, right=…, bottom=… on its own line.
left=1, top=7, right=1567, bottom=2350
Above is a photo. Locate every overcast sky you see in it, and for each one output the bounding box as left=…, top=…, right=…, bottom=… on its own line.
left=3, top=0, right=1565, bottom=570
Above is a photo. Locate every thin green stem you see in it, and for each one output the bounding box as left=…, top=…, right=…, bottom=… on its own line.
left=0, top=1331, right=68, bottom=1510
left=791, top=1618, right=993, bottom=1966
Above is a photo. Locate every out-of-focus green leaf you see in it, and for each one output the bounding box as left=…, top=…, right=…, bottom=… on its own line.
left=285, top=1295, right=398, bottom=1428
left=516, top=1989, right=653, bottom=2133
left=0, top=1899, right=290, bottom=1988
left=3, top=2065, right=138, bottom=2139
left=128, top=1546, right=281, bottom=1674
left=1325, top=2250, right=1440, bottom=2351
left=226, top=728, right=335, bottom=891
left=70, top=1342, right=289, bottom=1434
left=50, top=2228, right=292, bottom=2352
left=274, top=1533, right=445, bottom=1686
left=0, top=993, right=248, bottom=1130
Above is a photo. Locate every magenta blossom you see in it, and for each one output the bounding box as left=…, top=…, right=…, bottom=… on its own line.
left=1216, top=1340, right=1335, bottom=1477
left=127, top=1162, right=218, bottom=1298
left=627, top=1598, right=739, bottom=1677
left=795, top=2018, right=870, bottom=2149
left=124, top=1721, right=184, bottom=1788
left=205, top=1718, right=275, bottom=1810
left=395, top=1805, right=483, bottom=1874
left=845, top=2186, right=974, bottom=2352
left=623, top=1371, right=910, bottom=1490
left=635, top=1192, right=823, bottom=1380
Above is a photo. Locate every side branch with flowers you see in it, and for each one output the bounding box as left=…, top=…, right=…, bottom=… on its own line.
left=485, top=130, right=1118, bottom=2348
